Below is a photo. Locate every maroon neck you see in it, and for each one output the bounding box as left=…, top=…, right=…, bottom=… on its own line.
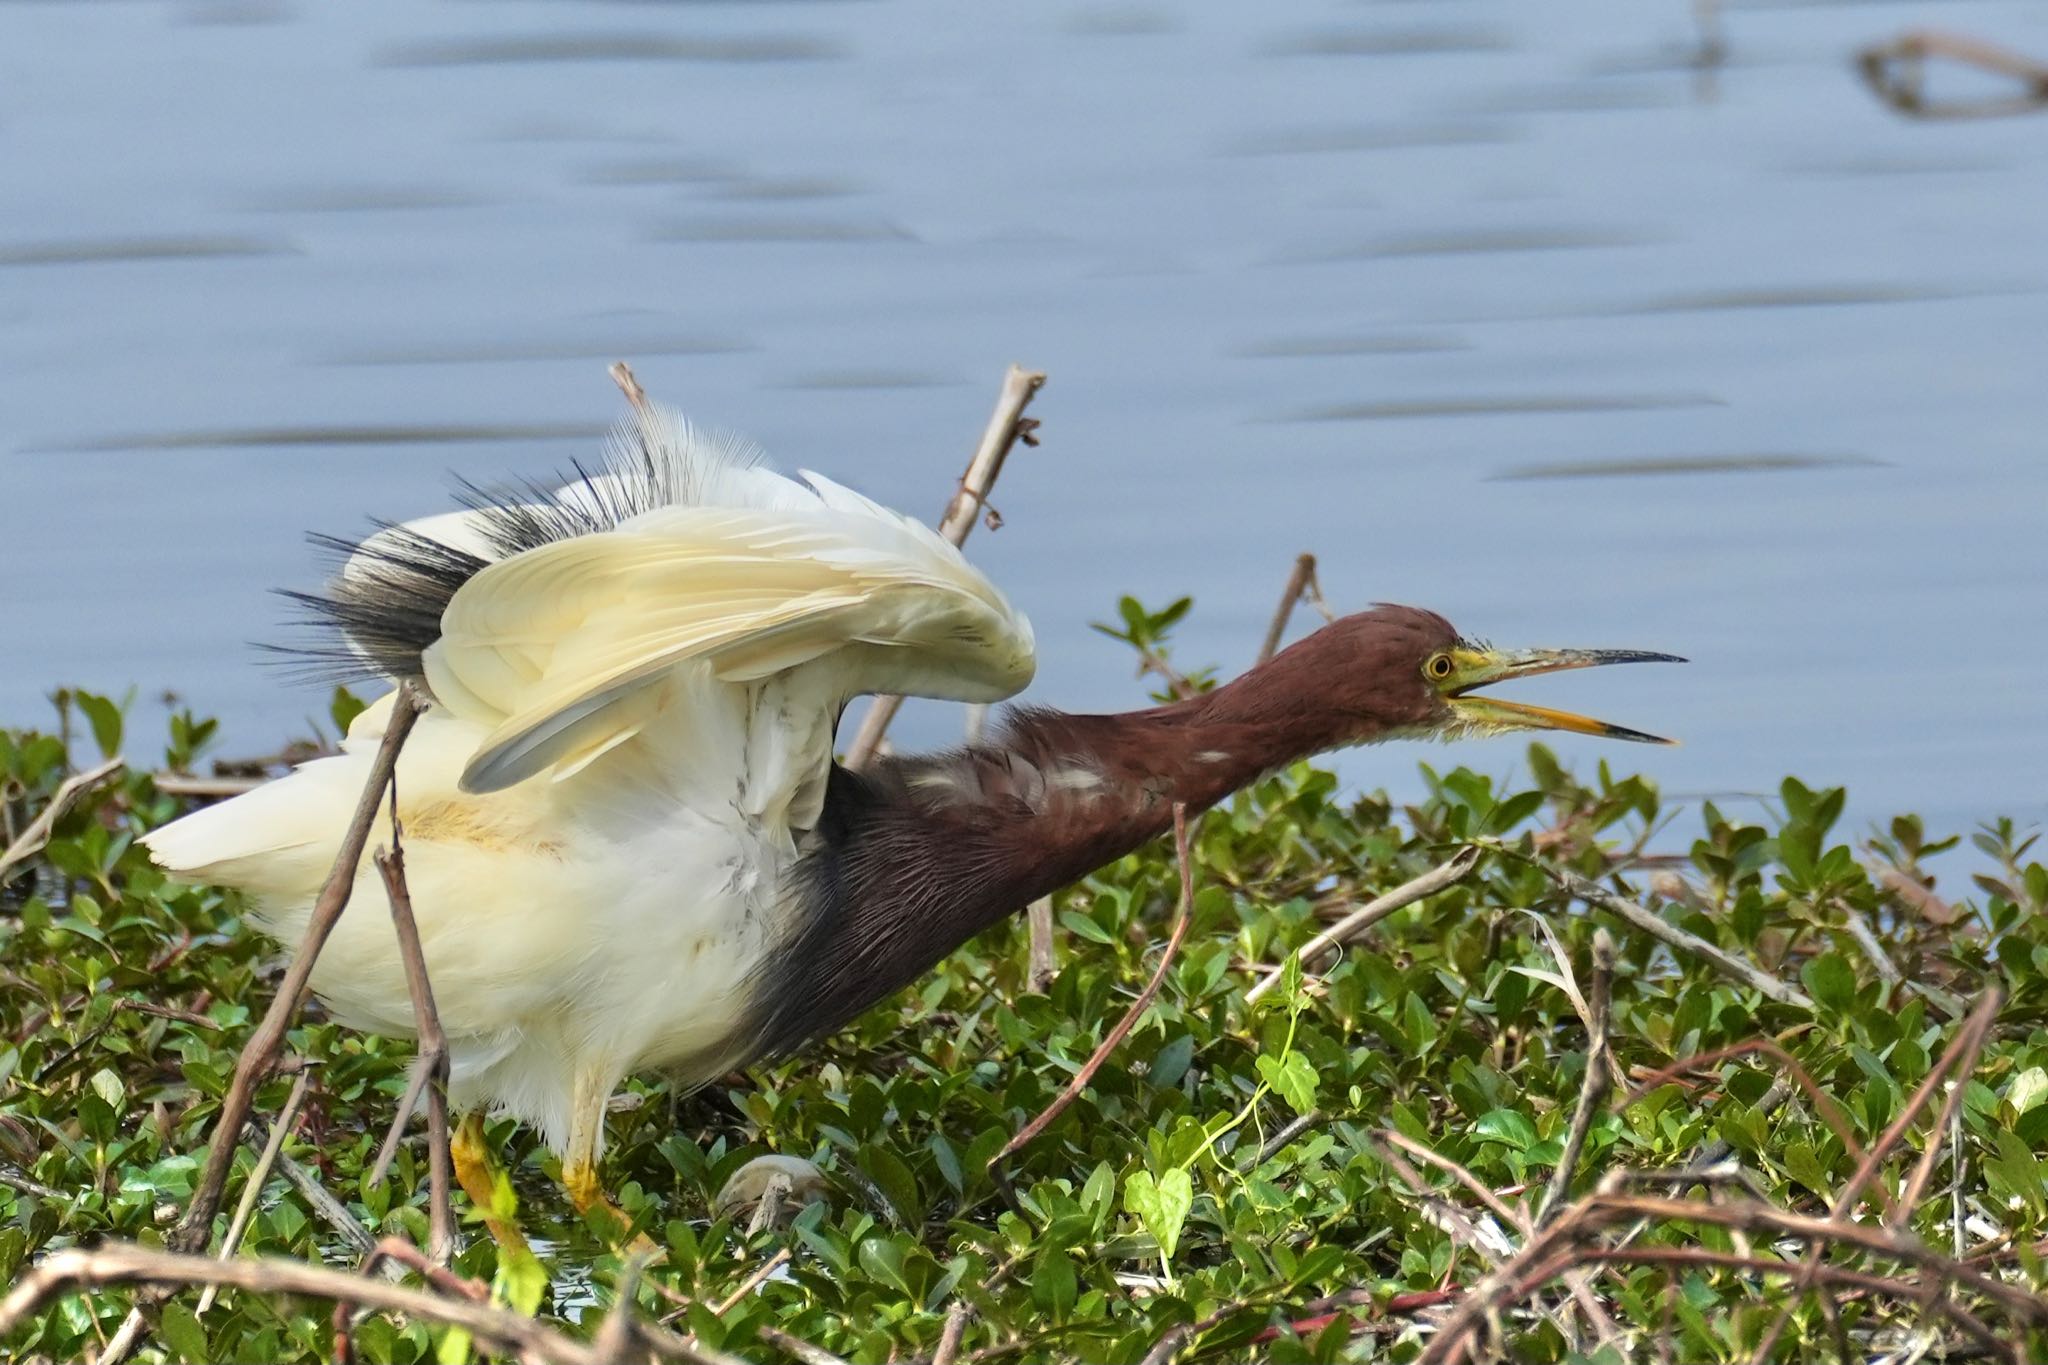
left=735, top=637, right=1366, bottom=1065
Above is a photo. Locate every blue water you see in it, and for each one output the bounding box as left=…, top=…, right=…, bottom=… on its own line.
left=4, top=0, right=2044, bottom=866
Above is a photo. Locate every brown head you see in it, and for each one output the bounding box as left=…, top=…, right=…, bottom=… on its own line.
left=1244, top=603, right=1683, bottom=749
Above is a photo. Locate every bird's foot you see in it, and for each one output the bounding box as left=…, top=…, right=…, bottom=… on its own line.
left=451, top=1112, right=534, bottom=1259
left=562, top=1158, right=661, bottom=1256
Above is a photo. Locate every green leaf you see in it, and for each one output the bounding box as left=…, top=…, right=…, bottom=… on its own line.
left=74, top=692, right=123, bottom=760
left=1474, top=1109, right=1537, bottom=1152
left=1800, top=952, right=1857, bottom=1015
left=1124, top=1167, right=1193, bottom=1263
left=1255, top=1051, right=1319, bottom=1117
left=159, top=1302, right=207, bottom=1362
left=331, top=686, right=368, bottom=736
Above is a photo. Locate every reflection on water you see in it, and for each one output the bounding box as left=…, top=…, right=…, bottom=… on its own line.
left=3, top=0, right=2044, bottom=851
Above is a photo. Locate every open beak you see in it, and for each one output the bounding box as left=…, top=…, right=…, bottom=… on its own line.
left=1448, top=648, right=1685, bottom=744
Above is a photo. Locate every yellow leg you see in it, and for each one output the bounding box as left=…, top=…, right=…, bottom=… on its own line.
left=562, top=1068, right=659, bottom=1254
left=452, top=1112, right=531, bottom=1257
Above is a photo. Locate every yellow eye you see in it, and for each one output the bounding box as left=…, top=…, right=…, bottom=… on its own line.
left=1426, top=653, right=1455, bottom=681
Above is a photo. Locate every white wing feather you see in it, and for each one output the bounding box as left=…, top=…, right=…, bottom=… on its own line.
left=428, top=476, right=1034, bottom=794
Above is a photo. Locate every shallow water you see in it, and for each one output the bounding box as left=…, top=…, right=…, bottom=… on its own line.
left=4, top=0, right=2044, bottom=862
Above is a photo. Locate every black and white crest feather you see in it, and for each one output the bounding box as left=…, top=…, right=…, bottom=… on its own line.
left=280, top=409, right=773, bottom=684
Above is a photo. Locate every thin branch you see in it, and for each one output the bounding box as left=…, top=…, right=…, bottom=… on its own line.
left=1747, top=988, right=2004, bottom=1362
left=1537, top=931, right=1614, bottom=1225
left=333, top=1238, right=487, bottom=1365
left=1376, top=1129, right=1529, bottom=1237
left=272, top=1147, right=378, bottom=1259
left=374, top=834, right=455, bottom=1262
left=196, top=1070, right=313, bottom=1313
left=844, top=364, right=1046, bottom=769
left=1858, top=30, right=2048, bottom=120
left=1417, top=1181, right=2048, bottom=1365
left=712, top=1246, right=791, bottom=1316
left=1025, top=897, right=1056, bottom=993
left=171, top=682, right=426, bottom=1254
left=1251, top=1109, right=1323, bottom=1167
left=0, top=1166, right=67, bottom=1202
left=610, top=360, right=652, bottom=413
left=756, top=1324, right=854, bottom=1365
left=933, top=1302, right=974, bottom=1365
left=1246, top=847, right=1480, bottom=1005
left=1256, top=553, right=1334, bottom=665
left=1547, top=867, right=1815, bottom=1010
left=0, top=756, right=125, bottom=883
left=0, top=1242, right=608, bottom=1364
left=990, top=804, right=1196, bottom=1195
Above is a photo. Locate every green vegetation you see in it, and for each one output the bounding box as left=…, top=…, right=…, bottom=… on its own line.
left=4, top=630, right=2047, bottom=1362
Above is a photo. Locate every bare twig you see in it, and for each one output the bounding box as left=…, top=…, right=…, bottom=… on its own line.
left=1537, top=931, right=1614, bottom=1225
left=147, top=773, right=266, bottom=799
left=990, top=804, right=1196, bottom=1197
left=756, top=1324, right=854, bottom=1365
left=610, top=360, right=652, bottom=412
left=0, top=756, right=124, bottom=883
left=712, top=1246, right=791, bottom=1316
left=1548, top=868, right=1814, bottom=1010
left=1, top=1242, right=607, bottom=1365
left=1251, top=1109, right=1323, bottom=1167
left=1246, top=847, right=1480, bottom=1005
left=172, top=682, right=426, bottom=1254
left=844, top=364, right=1046, bottom=769
left=1025, top=896, right=1056, bottom=992
left=273, top=1148, right=378, bottom=1259
left=1256, top=553, right=1335, bottom=665
left=333, top=1238, right=487, bottom=1364
left=593, top=1253, right=651, bottom=1364
left=195, top=1070, right=313, bottom=1314
left=1417, top=1180, right=2048, bottom=1365
left=933, top=1301, right=974, bottom=1365
left=373, top=834, right=455, bottom=1262
left=1859, top=30, right=2048, bottom=120
left=1747, top=989, right=2004, bottom=1362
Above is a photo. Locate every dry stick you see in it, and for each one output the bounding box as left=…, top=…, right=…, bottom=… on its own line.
left=1548, top=868, right=1815, bottom=1010
left=592, top=1254, right=652, bottom=1365
left=1366, top=1136, right=1511, bottom=1264
left=171, top=682, right=426, bottom=1255
left=843, top=364, right=1047, bottom=770
left=933, top=1301, right=974, bottom=1365
left=1375, top=1129, right=1616, bottom=1349
left=989, top=804, right=1197, bottom=1203
left=610, top=359, right=652, bottom=413
left=756, top=1324, right=855, bottom=1365
left=1745, top=987, right=2004, bottom=1364
left=1025, top=897, right=1056, bottom=993
left=1858, top=30, right=2048, bottom=120
left=0, top=755, right=125, bottom=883
left=1246, top=847, right=1481, bottom=1005
left=1627, top=1040, right=1878, bottom=1197
left=1417, top=1182, right=2048, bottom=1365
left=1536, top=1247, right=2008, bottom=1360
left=373, top=835, right=456, bottom=1262
left=1537, top=931, right=1614, bottom=1226
left=194, top=1071, right=314, bottom=1314
left=711, top=1246, right=791, bottom=1316
left=332, top=1238, right=488, bottom=1365
left=272, top=1146, right=379, bottom=1260
left=1, top=1242, right=609, bottom=1365
left=1255, top=553, right=1336, bottom=665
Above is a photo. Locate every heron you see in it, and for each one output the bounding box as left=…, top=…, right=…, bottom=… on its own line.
left=142, top=406, right=1681, bottom=1242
